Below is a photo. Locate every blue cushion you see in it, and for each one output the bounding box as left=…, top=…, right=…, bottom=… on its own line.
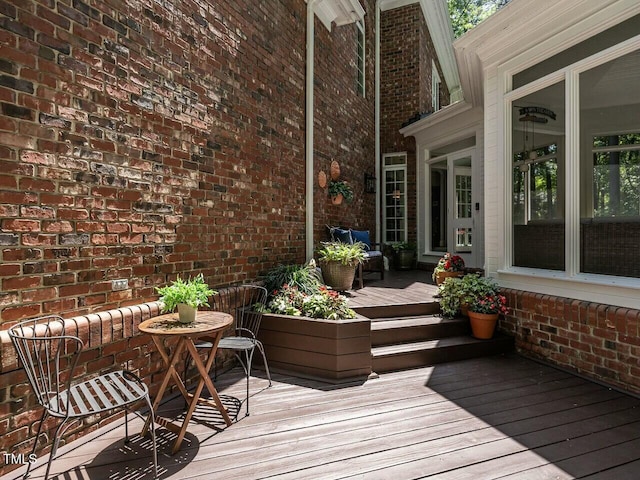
left=350, top=229, right=371, bottom=250
left=330, top=227, right=352, bottom=244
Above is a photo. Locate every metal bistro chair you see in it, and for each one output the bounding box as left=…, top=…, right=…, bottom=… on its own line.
left=194, top=285, right=271, bottom=417
left=8, top=315, right=158, bottom=480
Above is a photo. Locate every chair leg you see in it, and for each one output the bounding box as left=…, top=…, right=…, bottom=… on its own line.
left=23, top=409, right=47, bottom=480
left=45, top=418, right=70, bottom=480
left=256, top=340, right=272, bottom=387
left=245, top=349, right=254, bottom=416
left=143, top=394, right=158, bottom=479
left=124, top=408, right=129, bottom=443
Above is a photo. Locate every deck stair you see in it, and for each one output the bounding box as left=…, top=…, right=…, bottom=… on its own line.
left=355, top=302, right=514, bottom=373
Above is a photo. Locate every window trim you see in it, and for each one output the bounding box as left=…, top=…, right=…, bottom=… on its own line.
left=496, top=34, right=640, bottom=308
left=432, top=60, right=441, bottom=112
left=356, top=19, right=365, bottom=98
left=382, top=152, right=408, bottom=243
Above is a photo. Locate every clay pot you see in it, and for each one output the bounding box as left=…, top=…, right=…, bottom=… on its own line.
left=468, top=311, right=499, bottom=339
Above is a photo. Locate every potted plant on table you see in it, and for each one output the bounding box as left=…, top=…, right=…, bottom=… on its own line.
left=390, top=241, right=416, bottom=270
left=155, top=273, right=217, bottom=323
left=328, top=180, right=354, bottom=205
left=468, top=291, right=509, bottom=339
left=432, top=252, right=465, bottom=285
left=317, top=241, right=366, bottom=291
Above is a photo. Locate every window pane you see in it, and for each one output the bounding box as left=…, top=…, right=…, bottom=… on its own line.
left=579, top=49, right=640, bottom=277
left=512, top=81, right=565, bottom=270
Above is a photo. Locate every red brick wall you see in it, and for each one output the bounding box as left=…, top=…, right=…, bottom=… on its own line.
left=0, top=0, right=376, bottom=326
left=379, top=4, right=449, bottom=244
left=500, top=289, right=640, bottom=395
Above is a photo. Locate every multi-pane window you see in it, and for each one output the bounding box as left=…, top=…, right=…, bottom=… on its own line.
left=356, top=20, right=365, bottom=97
left=383, top=154, right=407, bottom=243
left=432, top=60, right=441, bottom=112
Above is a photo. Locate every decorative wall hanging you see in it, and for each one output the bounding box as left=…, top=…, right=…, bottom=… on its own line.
left=318, top=170, right=327, bottom=188
left=330, top=160, right=341, bottom=180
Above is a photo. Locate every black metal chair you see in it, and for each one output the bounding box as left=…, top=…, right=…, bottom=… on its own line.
left=8, top=315, right=157, bottom=479
left=194, top=285, right=271, bottom=417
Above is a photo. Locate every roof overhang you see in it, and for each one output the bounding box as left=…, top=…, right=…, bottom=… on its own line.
left=310, top=0, right=366, bottom=30
left=453, top=0, right=640, bottom=107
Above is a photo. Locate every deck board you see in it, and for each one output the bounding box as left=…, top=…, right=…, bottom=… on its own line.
left=5, top=352, right=640, bottom=480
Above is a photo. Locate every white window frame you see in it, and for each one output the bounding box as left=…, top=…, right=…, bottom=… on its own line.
left=432, top=60, right=441, bottom=112
left=356, top=19, right=365, bottom=98
left=382, top=153, right=408, bottom=243
left=498, top=34, right=640, bottom=309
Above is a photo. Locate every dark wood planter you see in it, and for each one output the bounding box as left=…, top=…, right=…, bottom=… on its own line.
left=257, top=313, right=372, bottom=383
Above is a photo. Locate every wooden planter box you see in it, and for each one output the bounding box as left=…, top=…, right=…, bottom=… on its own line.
left=257, top=313, right=372, bottom=383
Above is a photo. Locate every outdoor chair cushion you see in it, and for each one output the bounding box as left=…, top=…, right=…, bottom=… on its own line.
left=350, top=229, right=372, bottom=250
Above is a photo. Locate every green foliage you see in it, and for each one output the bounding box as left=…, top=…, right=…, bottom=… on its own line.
left=267, top=284, right=356, bottom=320
left=447, top=0, right=510, bottom=38
left=328, top=180, right=354, bottom=202
left=389, top=241, right=416, bottom=252
left=155, top=274, right=216, bottom=313
left=263, top=263, right=322, bottom=297
left=439, top=274, right=500, bottom=317
left=317, top=241, right=367, bottom=266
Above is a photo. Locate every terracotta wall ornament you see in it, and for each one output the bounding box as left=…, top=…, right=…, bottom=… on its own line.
left=318, top=170, right=327, bottom=188
left=330, top=160, right=341, bottom=180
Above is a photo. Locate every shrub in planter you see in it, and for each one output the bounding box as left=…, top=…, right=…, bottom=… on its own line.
left=267, top=284, right=356, bottom=320
left=263, top=262, right=322, bottom=297
left=438, top=274, right=500, bottom=318
left=432, top=252, right=465, bottom=285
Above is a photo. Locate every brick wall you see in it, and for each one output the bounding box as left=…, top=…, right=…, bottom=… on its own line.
left=0, top=0, right=377, bottom=326
left=500, top=289, right=640, bottom=395
left=379, top=4, right=449, bottom=244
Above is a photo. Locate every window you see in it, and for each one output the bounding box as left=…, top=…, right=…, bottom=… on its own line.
left=356, top=20, right=365, bottom=97
left=578, top=49, right=640, bottom=278
left=508, top=42, right=640, bottom=278
left=432, top=60, right=441, bottom=112
left=383, top=154, right=407, bottom=243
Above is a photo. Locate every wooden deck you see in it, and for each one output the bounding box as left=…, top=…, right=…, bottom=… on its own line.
left=347, top=269, right=439, bottom=308
left=5, top=353, right=640, bottom=480
left=4, top=272, right=640, bottom=480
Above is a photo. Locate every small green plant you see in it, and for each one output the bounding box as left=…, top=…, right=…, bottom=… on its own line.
left=263, top=263, right=322, bottom=298
left=439, top=276, right=464, bottom=317
left=317, top=241, right=367, bottom=266
left=389, top=241, right=416, bottom=252
left=328, top=180, right=354, bottom=203
left=155, top=274, right=216, bottom=313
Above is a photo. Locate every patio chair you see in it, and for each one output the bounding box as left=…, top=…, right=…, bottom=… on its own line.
left=194, top=284, right=271, bottom=417
left=8, top=315, right=157, bottom=480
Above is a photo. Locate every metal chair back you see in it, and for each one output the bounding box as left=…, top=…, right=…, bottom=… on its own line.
left=212, top=284, right=268, bottom=340
left=9, top=315, right=82, bottom=418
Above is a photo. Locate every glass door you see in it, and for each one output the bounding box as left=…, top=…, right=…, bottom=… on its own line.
left=453, top=164, right=472, bottom=253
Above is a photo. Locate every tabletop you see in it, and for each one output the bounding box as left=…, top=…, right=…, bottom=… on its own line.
left=138, top=311, right=233, bottom=337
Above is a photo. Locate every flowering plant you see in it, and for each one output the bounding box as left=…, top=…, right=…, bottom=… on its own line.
left=267, top=284, right=356, bottom=320
left=470, top=292, right=509, bottom=315
left=432, top=252, right=465, bottom=281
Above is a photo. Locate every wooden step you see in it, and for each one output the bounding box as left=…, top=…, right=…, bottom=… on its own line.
left=371, top=315, right=469, bottom=346
left=371, top=334, right=514, bottom=373
left=353, top=301, right=440, bottom=319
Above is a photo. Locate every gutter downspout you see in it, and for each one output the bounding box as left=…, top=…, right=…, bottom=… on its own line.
left=375, top=0, right=381, bottom=245
left=305, top=0, right=320, bottom=261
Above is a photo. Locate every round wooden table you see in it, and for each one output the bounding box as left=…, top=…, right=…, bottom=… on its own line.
left=139, top=311, right=233, bottom=454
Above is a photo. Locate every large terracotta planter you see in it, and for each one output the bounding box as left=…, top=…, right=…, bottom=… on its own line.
left=257, top=313, right=372, bottom=383
left=435, top=270, right=463, bottom=286
left=468, top=311, right=499, bottom=339
left=321, top=261, right=357, bottom=291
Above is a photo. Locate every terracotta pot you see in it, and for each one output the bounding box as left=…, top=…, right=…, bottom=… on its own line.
left=468, top=311, right=499, bottom=339
left=435, top=270, right=463, bottom=286
left=331, top=193, right=344, bottom=205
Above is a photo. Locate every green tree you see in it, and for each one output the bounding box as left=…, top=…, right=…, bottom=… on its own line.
left=448, top=0, right=511, bottom=38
